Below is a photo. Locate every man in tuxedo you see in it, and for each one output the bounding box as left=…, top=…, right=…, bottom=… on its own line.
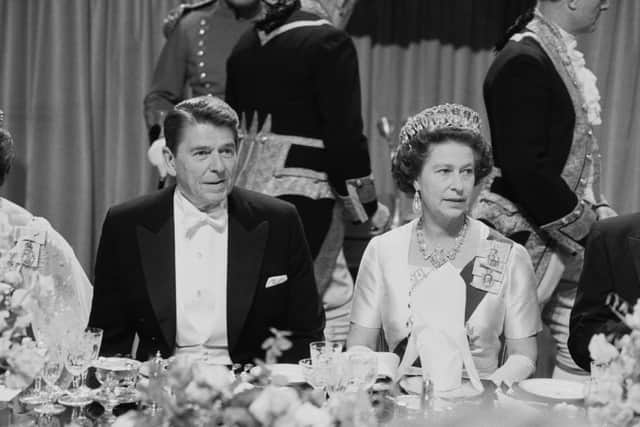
left=89, top=96, right=324, bottom=364
left=569, top=213, right=640, bottom=371
left=471, top=0, right=614, bottom=378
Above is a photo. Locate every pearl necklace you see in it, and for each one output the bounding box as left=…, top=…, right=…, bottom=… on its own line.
left=415, top=216, right=468, bottom=269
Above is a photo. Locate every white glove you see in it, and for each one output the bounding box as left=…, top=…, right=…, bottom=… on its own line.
left=147, top=137, right=168, bottom=179
left=370, top=202, right=390, bottom=232
left=595, top=205, right=617, bottom=220
left=488, top=354, right=535, bottom=388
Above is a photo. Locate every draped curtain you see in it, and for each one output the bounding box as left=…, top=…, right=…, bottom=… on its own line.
left=0, top=0, right=638, bottom=272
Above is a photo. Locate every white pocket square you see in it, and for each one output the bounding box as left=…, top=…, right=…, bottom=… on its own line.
left=265, top=275, right=288, bottom=288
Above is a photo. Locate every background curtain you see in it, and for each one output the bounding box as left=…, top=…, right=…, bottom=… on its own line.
left=0, top=0, right=638, bottom=273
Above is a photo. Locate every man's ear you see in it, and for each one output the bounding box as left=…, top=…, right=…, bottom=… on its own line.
left=567, top=0, right=578, bottom=11
left=162, top=146, right=177, bottom=177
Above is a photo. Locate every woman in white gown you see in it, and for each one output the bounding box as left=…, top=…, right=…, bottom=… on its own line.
left=347, top=104, right=542, bottom=388
left=0, top=117, right=92, bottom=331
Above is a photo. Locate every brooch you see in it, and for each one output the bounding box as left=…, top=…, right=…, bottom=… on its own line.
left=470, top=240, right=512, bottom=295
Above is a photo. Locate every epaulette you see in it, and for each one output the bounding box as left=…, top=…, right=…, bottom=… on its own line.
left=162, top=0, right=217, bottom=38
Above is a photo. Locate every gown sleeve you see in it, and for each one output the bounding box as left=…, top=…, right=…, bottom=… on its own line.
left=503, top=243, right=542, bottom=339
left=350, top=236, right=383, bottom=329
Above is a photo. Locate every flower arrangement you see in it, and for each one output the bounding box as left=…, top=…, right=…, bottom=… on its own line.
left=113, top=329, right=382, bottom=427
left=586, top=297, right=640, bottom=426
left=0, top=245, right=45, bottom=389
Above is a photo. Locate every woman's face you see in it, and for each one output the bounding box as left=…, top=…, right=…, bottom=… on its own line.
left=415, top=140, right=476, bottom=223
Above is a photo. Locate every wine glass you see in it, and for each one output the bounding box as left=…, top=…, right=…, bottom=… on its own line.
left=33, top=345, right=65, bottom=415
left=18, top=341, right=49, bottom=406
left=58, top=330, right=94, bottom=406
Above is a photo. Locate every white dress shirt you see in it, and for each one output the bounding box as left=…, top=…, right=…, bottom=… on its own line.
left=173, top=189, right=231, bottom=364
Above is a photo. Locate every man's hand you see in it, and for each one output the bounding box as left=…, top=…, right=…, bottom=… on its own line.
left=596, top=205, right=617, bottom=220
left=369, top=202, right=390, bottom=233
left=147, top=137, right=168, bottom=179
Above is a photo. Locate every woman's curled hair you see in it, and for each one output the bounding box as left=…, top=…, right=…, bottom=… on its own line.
left=391, top=128, right=493, bottom=195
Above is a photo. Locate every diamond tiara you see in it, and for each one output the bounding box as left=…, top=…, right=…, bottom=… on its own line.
left=399, top=103, right=482, bottom=145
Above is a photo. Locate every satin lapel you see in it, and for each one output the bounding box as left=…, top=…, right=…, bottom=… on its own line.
left=226, top=191, right=268, bottom=353
left=137, top=189, right=176, bottom=350
left=628, top=237, right=640, bottom=289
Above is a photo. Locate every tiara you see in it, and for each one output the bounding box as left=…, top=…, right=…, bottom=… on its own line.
left=399, top=103, right=482, bottom=145
left=0, top=110, right=3, bottom=127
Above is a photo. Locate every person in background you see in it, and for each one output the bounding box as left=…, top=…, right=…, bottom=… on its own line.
left=347, top=104, right=541, bottom=388
left=0, top=111, right=92, bottom=330
left=145, top=0, right=262, bottom=182
left=226, top=0, right=389, bottom=342
left=472, top=0, right=614, bottom=379
left=90, top=96, right=324, bottom=363
left=569, top=213, right=640, bottom=371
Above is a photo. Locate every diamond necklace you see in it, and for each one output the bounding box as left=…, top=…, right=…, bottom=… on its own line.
left=416, top=216, right=468, bottom=268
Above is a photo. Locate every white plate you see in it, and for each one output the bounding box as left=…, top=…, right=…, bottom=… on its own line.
left=268, top=363, right=305, bottom=384
left=515, top=379, right=584, bottom=402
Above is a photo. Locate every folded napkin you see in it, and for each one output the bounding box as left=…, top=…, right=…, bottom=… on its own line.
left=0, top=386, right=21, bottom=402
left=346, top=346, right=400, bottom=381
left=398, top=263, right=483, bottom=394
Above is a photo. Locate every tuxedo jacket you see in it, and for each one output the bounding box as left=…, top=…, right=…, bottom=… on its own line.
left=88, top=186, right=325, bottom=363
left=484, top=36, right=579, bottom=228
left=569, top=213, right=640, bottom=371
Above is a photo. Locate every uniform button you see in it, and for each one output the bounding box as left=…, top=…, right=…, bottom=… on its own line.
left=198, top=61, right=205, bottom=67
left=586, top=153, right=592, bottom=159
left=200, top=72, right=207, bottom=79
left=205, top=83, right=212, bottom=89
left=580, top=178, right=586, bottom=185
left=198, top=40, right=204, bottom=47
left=588, top=130, right=593, bottom=136
left=199, top=28, right=206, bottom=35
left=197, top=50, right=204, bottom=57
left=200, top=19, right=206, bottom=26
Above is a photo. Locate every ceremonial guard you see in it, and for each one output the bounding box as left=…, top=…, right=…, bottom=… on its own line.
left=144, top=0, right=260, bottom=178
left=472, top=1, right=614, bottom=378
left=226, top=0, right=388, bottom=341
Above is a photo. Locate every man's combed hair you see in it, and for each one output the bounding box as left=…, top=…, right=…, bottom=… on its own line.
left=164, top=96, right=240, bottom=153
left=391, top=128, right=493, bottom=195
left=0, top=129, right=15, bottom=187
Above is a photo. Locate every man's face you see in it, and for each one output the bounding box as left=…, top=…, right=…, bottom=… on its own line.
left=164, top=123, right=237, bottom=212
left=569, top=0, right=610, bottom=33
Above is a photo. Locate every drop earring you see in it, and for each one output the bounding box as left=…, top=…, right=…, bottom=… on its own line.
left=412, top=190, right=422, bottom=214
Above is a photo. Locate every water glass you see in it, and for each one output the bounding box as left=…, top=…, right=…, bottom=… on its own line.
left=34, top=346, right=65, bottom=415
left=58, top=329, right=98, bottom=406
left=309, top=341, right=343, bottom=365
left=344, top=352, right=377, bottom=391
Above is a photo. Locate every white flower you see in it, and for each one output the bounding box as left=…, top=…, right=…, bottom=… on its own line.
left=589, top=334, right=619, bottom=364
left=1, top=271, right=22, bottom=288
left=249, top=386, right=300, bottom=425
left=291, top=402, right=332, bottom=427
left=626, top=384, right=640, bottom=413
left=111, top=411, right=139, bottom=427
left=605, top=402, right=634, bottom=427
left=193, top=363, right=233, bottom=391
